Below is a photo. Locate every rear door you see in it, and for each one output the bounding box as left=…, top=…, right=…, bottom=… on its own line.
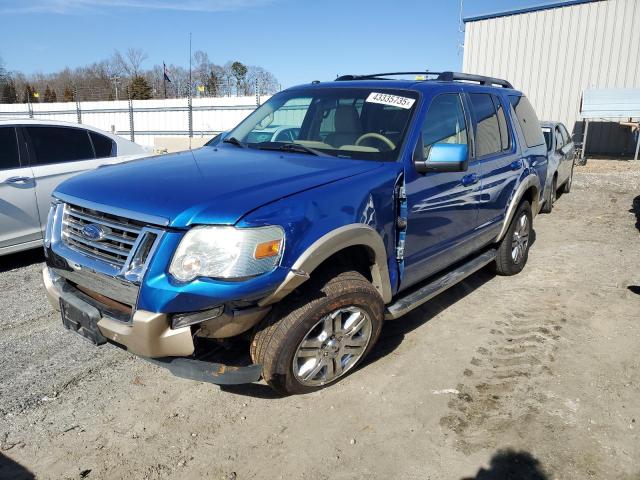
left=508, top=95, right=548, bottom=204
left=468, top=91, right=521, bottom=240
left=0, top=126, right=41, bottom=251
left=24, top=126, right=100, bottom=229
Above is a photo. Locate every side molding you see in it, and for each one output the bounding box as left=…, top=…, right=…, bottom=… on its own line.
left=258, top=224, right=393, bottom=306
left=495, top=174, right=541, bottom=242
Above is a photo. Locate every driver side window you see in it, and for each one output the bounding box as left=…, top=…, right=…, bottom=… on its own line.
left=422, top=94, right=468, bottom=159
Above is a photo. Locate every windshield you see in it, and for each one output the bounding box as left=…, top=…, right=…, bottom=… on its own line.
left=542, top=127, right=552, bottom=151
left=227, top=87, right=419, bottom=161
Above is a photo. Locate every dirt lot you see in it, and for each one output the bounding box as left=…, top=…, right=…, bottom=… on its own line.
left=1, top=160, right=639, bottom=480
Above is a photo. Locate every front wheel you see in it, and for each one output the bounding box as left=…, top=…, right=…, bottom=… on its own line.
left=540, top=176, right=557, bottom=214
left=251, top=270, right=384, bottom=395
left=561, top=164, right=574, bottom=193
left=494, top=200, right=532, bottom=276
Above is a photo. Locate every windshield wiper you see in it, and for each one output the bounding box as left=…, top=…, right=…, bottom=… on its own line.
left=223, top=136, right=245, bottom=148
left=258, top=142, right=326, bottom=156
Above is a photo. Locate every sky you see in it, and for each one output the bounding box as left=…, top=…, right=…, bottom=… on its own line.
left=0, top=0, right=553, bottom=88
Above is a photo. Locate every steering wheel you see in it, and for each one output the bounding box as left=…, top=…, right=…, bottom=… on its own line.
left=355, top=133, right=396, bottom=150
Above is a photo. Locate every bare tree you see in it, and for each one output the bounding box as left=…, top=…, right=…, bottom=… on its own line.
left=247, top=66, right=279, bottom=95
left=112, top=48, right=148, bottom=78
left=0, top=55, right=6, bottom=82
left=126, top=48, right=148, bottom=76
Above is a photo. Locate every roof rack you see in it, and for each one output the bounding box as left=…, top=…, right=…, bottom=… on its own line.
left=436, top=71, right=514, bottom=89
left=334, top=71, right=514, bottom=89
left=335, top=72, right=441, bottom=81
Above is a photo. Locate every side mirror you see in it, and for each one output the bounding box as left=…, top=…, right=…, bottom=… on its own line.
left=414, top=143, right=469, bottom=173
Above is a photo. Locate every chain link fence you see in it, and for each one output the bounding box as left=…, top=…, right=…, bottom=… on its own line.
left=0, top=94, right=266, bottom=147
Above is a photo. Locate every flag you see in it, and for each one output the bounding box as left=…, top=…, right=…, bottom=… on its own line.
left=196, top=85, right=205, bottom=93
left=33, top=92, right=40, bottom=98
left=163, top=62, right=172, bottom=83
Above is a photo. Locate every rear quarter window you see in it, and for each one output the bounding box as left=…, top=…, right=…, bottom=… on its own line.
left=508, top=96, right=545, bottom=148
left=89, top=131, right=116, bottom=158
left=0, top=127, right=21, bottom=170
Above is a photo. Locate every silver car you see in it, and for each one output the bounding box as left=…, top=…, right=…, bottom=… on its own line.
left=0, top=119, right=149, bottom=256
left=540, top=121, right=575, bottom=213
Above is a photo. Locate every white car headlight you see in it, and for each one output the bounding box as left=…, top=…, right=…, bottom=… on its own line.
left=169, top=226, right=284, bottom=282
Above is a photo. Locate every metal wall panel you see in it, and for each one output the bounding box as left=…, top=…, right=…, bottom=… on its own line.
left=463, top=0, right=640, bottom=152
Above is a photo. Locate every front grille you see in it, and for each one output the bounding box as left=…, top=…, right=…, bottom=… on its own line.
left=62, top=203, right=145, bottom=268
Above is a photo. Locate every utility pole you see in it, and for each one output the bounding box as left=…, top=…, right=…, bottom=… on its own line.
left=112, top=76, right=120, bottom=101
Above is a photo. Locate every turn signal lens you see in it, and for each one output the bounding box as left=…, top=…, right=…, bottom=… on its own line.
left=254, top=239, right=282, bottom=259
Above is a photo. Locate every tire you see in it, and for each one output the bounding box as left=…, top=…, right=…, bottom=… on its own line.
left=561, top=164, right=574, bottom=194
left=493, top=200, right=532, bottom=276
left=540, top=175, right=557, bottom=214
left=251, top=269, right=384, bottom=395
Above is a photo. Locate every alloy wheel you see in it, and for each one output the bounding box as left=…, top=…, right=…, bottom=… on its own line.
left=293, top=306, right=372, bottom=386
left=511, top=213, right=530, bottom=264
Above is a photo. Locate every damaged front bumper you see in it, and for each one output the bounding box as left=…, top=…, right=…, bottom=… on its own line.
left=43, top=267, right=263, bottom=385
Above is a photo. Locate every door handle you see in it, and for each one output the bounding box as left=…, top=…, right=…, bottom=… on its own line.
left=461, top=173, right=479, bottom=187
left=510, top=159, right=523, bottom=170
left=3, top=176, right=32, bottom=185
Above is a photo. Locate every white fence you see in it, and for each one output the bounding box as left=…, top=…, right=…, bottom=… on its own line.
left=0, top=96, right=267, bottom=147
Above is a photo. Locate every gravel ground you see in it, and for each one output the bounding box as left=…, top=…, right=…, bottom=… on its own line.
left=1, top=160, right=639, bottom=480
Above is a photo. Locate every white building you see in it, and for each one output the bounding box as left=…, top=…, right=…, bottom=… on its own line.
left=462, top=0, right=640, bottom=157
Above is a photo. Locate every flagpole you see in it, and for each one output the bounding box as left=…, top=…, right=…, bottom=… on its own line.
left=163, top=62, right=167, bottom=99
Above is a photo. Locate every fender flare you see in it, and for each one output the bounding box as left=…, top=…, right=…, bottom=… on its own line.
left=495, top=174, right=541, bottom=242
left=258, top=224, right=393, bottom=306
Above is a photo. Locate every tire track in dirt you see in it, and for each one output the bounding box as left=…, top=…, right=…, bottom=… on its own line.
left=439, top=305, right=567, bottom=454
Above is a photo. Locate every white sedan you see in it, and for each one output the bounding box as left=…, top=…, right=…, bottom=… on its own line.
left=0, top=119, right=151, bottom=256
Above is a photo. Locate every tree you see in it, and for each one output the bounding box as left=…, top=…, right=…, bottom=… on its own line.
left=23, top=83, right=37, bottom=103
left=204, top=65, right=224, bottom=96
left=1, top=79, right=18, bottom=103
left=247, top=66, right=279, bottom=95
left=43, top=85, right=57, bottom=103
left=113, top=48, right=148, bottom=78
left=230, top=61, right=248, bottom=96
left=0, top=55, right=6, bottom=84
left=63, top=85, right=75, bottom=102
left=128, top=75, right=152, bottom=100
left=1, top=51, right=278, bottom=101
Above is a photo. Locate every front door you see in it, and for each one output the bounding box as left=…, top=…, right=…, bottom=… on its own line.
left=402, top=92, right=481, bottom=290
left=0, top=126, right=41, bottom=251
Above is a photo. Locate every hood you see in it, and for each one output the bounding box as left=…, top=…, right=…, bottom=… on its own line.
left=55, top=145, right=382, bottom=228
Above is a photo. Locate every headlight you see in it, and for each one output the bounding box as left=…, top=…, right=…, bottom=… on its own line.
left=169, top=226, right=284, bottom=282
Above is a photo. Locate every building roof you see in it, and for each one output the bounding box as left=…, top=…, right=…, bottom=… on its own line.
left=463, top=0, right=603, bottom=23
left=580, top=88, right=640, bottom=119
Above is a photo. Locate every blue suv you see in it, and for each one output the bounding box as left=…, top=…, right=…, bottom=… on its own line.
left=43, top=71, right=547, bottom=395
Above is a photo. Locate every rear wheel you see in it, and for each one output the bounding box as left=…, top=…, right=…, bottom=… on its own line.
left=251, top=270, right=384, bottom=395
left=494, top=200, right=532, bottom=276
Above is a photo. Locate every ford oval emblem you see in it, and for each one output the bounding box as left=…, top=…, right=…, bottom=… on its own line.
left=81, top=223, right=106, bottom=241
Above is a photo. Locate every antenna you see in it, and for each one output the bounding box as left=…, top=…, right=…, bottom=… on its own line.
left=188, top=32, right=193, bottom=148
left=458, top=0, right=465, bottom=56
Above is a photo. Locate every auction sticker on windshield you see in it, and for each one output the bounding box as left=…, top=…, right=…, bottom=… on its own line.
left=366, top=92, right=415, bottom=110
